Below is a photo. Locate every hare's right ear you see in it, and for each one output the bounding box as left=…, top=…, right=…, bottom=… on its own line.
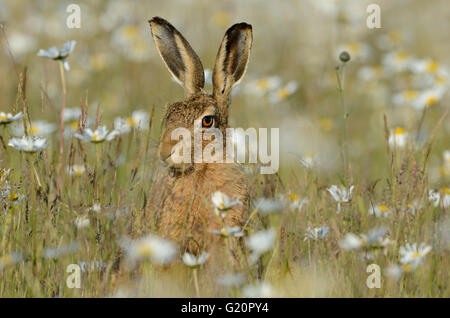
left=149, top=17, right=204, bottom=98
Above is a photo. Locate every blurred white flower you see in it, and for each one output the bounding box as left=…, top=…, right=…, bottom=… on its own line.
left=269, top=81, right=299, bottom=103
left=37, top=40, right=76, bottom=70
left=382, top=51, right=412, bottom=72
left=10, top=120, right=56, bottom=137
left=245, top=76, right=282, bottom=96
left=63, top=107, right=82, bottom=122
left=67, top=165, right=86, bottom=177
left=399, top=242, right=431, bottom=271
left=388, top=127, right=408, bottom=149
left=337, top=42, right=370, bottom=60
left=358, top=66, right=384, bottom=81
left=212, top=191, right=242, bottom=218
left=392, top=90, right=419, bottom=107
left=242, top=282, right=274, bottom=298
left=284, top=193, right=308, bottom=212
left=0, top=252, right=23, bottom=271
left=299, top=153, right=318, bottom=169
left=113, top=110, right=149, bottom=136
left=74, top=215, right=90, bottom=229
left=120, top=234, right=177, bottom=265
left=410, top=58, right=445, bottom=75
left=182, top=252, right=209, bottom=267
left=112, top=25, right=150, bottom=62
left=0, top=112, right=23, bottom=125
left=368, top=204, right=390, bottom=218
left=442, top=188, right=450, bottom=209
left=8, top=32, right=37, bottom=57
left=254, top=198, right=285, bottom=214
left=340, top=227, right=389, bottom=251
left=385, top=264, right=404, bottom=281
left=413, top=89, right=444, bottom=109
left=74, top=126, right=117, bottom=143
left=8, top=136, right=48, bottom=153
left=210, top=226, right=243, bottom=237
left=246, top=229, right=276, bottom=257
left=327, top=185, right=354, bottom=213
left=304, top=225, right=329, bottom=241
left=428, top=189, right=440, bottom=207
left=43, top=242, right=79, bottom=259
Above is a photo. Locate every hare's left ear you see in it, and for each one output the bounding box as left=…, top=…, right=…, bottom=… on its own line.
left=149, top=17, right=205, bottom=98
left=212, top=23, right=252, bottom=107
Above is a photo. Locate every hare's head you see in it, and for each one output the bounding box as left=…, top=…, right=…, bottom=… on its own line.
left=149, top=17, right=252, bottom=175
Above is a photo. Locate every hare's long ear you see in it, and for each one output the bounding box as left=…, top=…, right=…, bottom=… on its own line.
left=212, top=23, right=252, bottom=110
left=149, top=17, right=204, bottom=98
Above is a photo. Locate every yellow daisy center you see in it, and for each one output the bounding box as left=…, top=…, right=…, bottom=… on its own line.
left=319, top=118, right=333, bottom=132
left=8, top=193, right=18, bottom=201
left=404, top=90, right=418, bottom=101
left=443, top=188, right=450, bottom=195
left=394, top=127, right=405, bottom=135
left=425, top=95, right=438, bottom=106
left=378, top=205, right=389, bottom=211
left=395, top=51, right=408, bottom=61
left=92, top=134, right=98, bottom=141
left=277, top=87, right=290, bottom=99
left=348, top=42, right=361, bottom=54
left=29, top=125, right=39, bottom=135
left=126, top=117, right=137, bottom=127
left=288, top=193, right=299, bottom=202
left=411, top=252, right=422, bottom=259
left=122, top=25, right=139, bottom=40
left=426, top=61, right=439, bottom=73
left=0, top=115, right=6, bottom=121
left=137, top=244, right=154, bottom=257
left=256, top=79, right=270, bottom=90
left=220, top=228, right=228, bottom=236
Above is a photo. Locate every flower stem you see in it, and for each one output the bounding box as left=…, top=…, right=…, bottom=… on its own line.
left=56, top=60, right=67, bottom=194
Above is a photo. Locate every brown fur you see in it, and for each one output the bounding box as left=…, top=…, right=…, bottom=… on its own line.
left=148, top=17, right=253, bottom=256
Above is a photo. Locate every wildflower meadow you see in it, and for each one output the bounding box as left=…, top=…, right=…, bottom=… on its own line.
left=0, top=0, right=448, bottom=298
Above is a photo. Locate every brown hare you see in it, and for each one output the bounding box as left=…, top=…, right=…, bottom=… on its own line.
left=148, top=17, right=252, bottom=257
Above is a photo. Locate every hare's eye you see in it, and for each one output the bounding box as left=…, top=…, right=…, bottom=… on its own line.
left=202, top=116, right=214, bottom=128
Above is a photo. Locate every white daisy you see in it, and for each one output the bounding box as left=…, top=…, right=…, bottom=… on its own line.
left=340, top=227, right=389, bottom=251
left=254, top=198, right=285, bottom=214
left=388, top=127, right=408, bottom=149
left=0, top=112, right=24, bottom=125
left=211, top=191, right=242, bottom=218
left=8, top=136, right=48, bottom=153
left=304, top=225, right=329, bottom=241
left=120, top=234, right=177, bottom=265
left=210, top=226, right=243, bottom=238
left=246, top=229, right=276, bottom=256
left=368, top=204, right=391, bottom=218
left=269, top=81, right=299, bottom=103
left=67, top=165, right=86, bottom=176
left=182, top=252, right=209, bottom=268
left=74, top=215, right=90, bottom=229
left=245, top=76, right=282, bottom=97
left=0, top=252, right=23, bottom=270
left=37, top=40, right=76, bottom=70
left=74, top=126, right=117, bottom=143
left=327, top=185, right=354, bottom=213
left=399, top=242, right=431, bottom=271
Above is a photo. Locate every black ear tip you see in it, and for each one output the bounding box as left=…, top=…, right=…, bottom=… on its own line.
left=227, top=22, right=252, bottom=34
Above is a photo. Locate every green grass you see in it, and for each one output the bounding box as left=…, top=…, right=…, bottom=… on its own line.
left=0, top=0, right=449, bottom=297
